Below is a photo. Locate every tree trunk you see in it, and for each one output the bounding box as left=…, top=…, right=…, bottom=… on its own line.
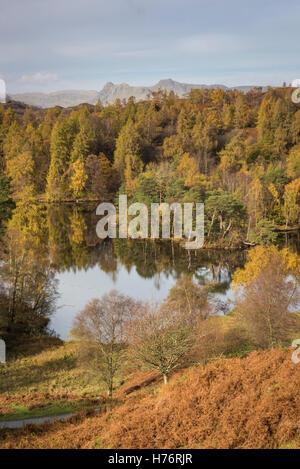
left=108, top=381, right=113, bottom=399
left=163, top=374, right=168, bottom=384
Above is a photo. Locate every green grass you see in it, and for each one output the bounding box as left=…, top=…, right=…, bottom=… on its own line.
left=279, top=440, right=299, bottom=449
left=0, top=341, right=109, bottom=396
left=0, top=399, right=101, bottom=422
left=0, top=339, right=127, bottom=423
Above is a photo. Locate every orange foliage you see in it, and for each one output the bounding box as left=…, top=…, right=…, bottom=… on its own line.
left=1, top=349, right=299, bottom=449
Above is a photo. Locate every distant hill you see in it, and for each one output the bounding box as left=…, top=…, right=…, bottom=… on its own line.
left=10, top=90, right=100, bottom=109
left=10, top=79, right=269, bottom=108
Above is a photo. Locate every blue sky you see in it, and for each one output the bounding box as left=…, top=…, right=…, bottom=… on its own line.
left=1, top=0, right=300, bottom=93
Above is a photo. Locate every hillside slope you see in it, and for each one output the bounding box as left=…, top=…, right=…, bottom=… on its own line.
left=1, top=348, right=299, bottom=449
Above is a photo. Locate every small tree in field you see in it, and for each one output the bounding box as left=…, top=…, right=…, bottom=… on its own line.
left=127, top=306, right=194, bottom=384
left=71, top=290, right=140, bottom=397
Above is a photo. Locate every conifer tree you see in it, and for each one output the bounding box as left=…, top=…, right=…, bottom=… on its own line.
left=257, top=97, right=274, bottom=145
left=114, top=120, right=143, bottom=193
left=46, top=119, right=74, bottom=200
left=6, top=150, right=35, bottom=200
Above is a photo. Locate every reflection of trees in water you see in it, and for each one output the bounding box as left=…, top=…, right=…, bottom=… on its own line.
left=3, top=203, right=299, bottom=296
left=3, top=204, right=247, bottom=284
left=0, top=223, right=58, bottom=340
left=112, top=238, right=247, bottom=293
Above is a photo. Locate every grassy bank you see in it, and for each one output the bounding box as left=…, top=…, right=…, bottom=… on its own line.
left=0, top=340, right=123, bottom=397
left=0, top=343, right=299, bottom=449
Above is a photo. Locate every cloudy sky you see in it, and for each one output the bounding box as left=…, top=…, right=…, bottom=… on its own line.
left=1, top=0, right=299, bottom=93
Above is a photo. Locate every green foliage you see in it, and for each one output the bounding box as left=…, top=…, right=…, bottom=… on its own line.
left=246, top=143, right=274, bottom=164
left=47, top=118, right=75, bottom=199
left=134, top=175, right=161, bottom=204
left=166, top=179, right=187, bottom=201
left=0, top=177, right=14, bottom=235
left=262, top=166, right=287, bottom=187
left=248, top=218, right=278, bottom=245
left=206, top=190, right=246, bottom=239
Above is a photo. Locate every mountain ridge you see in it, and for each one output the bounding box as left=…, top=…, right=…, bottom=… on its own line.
left=10, top=79, right=269, bottom=108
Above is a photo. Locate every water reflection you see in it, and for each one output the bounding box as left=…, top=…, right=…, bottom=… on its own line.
left=0, top=203, right=299, bottom=339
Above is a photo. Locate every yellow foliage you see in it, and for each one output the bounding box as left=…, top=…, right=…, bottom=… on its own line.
left=245, top=178, right=265, bottom=224
left=177, top=152, right=205, bottom=187
left=232, top=245, right=300, bottom=289
left=6, top=151, right=35, bottom=200
left=283, top=178, right=300, bottom=226
left=162, top=134, right=184, bottom=160
left=287, top=146, right=300, bottom=179
left=69, top=211, right=87, bottom=244
left=70, top=159, right=88, bottom=197
left=267, top=183, right=280, bottom=206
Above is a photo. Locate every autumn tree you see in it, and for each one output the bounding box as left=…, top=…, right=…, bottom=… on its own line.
left=85, top=152, right=118, bottom=198
left=257, top=96, right=275, bottom=145
left=176, top=152, right=206, bottom=187
left=6, top=151, right=36, bottom=200
left=192, top=113, right=218, bottom=174
left=0, top=177, right=14, bottom=235
left=127, top=305, right=194, bottom=384
left=69, top=159, right=88, bottom=198
left=222, top=103, right=234, bottom=131
left=287, top=146, right=300, bottom=179
left=234, top=94, right=252, bottom=129
left=46, top=118, right=75, bottom=200
left=71, top=290, right=141, bottom=397
left=114, top=120, right=143, bottom=194
left=245, top=178, right=265, bottom=229
left=217, top=133, right=247, bottom=192
left=134, top=101, right=160, bottom=146
left=23, top=123, right=48, bottom=193
left=70, top=109, right=95, bottom=163
left=232, top=246, right=300, bottom=348
left=0, top=223, right=57, bottom=336
left=3, top=121, right=23, bottom=167
left=291, top=109, right=300, bottom=144
left=38, top=106, right=62, bottom=149
left=282, top=178, right=300, bottom=227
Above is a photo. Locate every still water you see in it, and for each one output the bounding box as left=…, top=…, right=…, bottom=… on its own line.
left=3, top=203, right=299, bottom=339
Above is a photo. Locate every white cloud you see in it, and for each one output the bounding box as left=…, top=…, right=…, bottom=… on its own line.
left=19, top=72, right=59, bottom=85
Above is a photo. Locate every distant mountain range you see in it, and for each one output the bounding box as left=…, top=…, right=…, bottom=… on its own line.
left=10, top=79, right=270, bottom=108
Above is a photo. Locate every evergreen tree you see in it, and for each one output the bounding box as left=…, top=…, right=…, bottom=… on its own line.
left=46, top=119, right=75, bottom=200
left=114, top=120, right=143, bottom=193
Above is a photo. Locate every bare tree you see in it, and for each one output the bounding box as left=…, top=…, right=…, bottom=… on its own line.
left=127, top=305, right=194, bottom=384
left=71, top=290, right=141, bottom=397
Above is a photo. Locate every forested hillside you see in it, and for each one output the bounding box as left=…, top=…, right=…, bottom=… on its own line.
left=1, top=87, right=299, bottom=247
